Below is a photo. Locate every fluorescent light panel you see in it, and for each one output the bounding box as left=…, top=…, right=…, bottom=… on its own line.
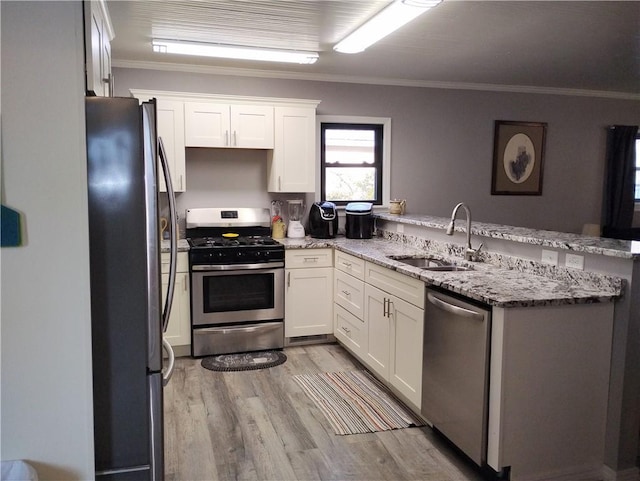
left=152, top=39, right=319, bottom=65
left=334, top=0, right=442, bottom=54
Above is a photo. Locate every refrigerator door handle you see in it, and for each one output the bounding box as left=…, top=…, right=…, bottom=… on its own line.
left=159, top=136, right=178, bottom=333
left=162, top=337, right=175, bottom=385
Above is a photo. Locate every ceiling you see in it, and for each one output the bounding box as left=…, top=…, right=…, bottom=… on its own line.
left=107, top=1, right=640, bottom=97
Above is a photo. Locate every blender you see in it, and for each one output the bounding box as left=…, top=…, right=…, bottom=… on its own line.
left=287, top=199, right=306, bottom=238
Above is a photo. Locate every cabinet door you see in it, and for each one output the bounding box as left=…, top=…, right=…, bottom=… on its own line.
left=231, top=105, right=274, bottom=148
left=184, top=102, right=230, bottom=147
left=85, top=1, right=111, bottom=97
left=364, top=284, right=390, bottom=380
left=268, top=106, right=316, bottom=192
left=101, top=30, right=112, bottom=97
left=157, top=99, right=186, bottom=192
left=285, top=267, right=333, bottom=337
left=389, top=295, right=424, bottom=409
left=161, top=272, right=191, bottom=347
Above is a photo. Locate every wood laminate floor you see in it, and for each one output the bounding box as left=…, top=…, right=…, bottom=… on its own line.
left=164, top=343, right=493, bottom=481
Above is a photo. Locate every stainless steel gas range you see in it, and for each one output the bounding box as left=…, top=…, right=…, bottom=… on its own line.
left=186, top=207, right=285, bottom=357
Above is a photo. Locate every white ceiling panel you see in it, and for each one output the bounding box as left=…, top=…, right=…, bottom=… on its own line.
left=107, top=1, right=640, bottom=96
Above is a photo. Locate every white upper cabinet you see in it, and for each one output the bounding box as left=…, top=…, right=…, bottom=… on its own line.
left=130, top=92, right=187, bottom=193
left=84, top=0, right=114, bottom=97
left=157, top=99, right=186, bottom=192
left=268, top=106, right=316, bottom=193
left=184, top=102, right=274, bottom=149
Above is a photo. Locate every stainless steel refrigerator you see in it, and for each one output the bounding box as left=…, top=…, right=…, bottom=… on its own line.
left=86, top=97, right=178, bottom=481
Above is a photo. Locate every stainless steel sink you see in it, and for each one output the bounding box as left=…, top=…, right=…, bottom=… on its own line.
left=422, top=265, right=472, bottom=272
left=389, top=256, right=473, bottom=272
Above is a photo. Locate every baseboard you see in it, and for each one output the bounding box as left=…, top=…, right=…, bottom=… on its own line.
left=512, top=466, right=602, bottom=481
left=601, top=465, right=640, bottom=481
left=285, top=334, right=336, bottom=346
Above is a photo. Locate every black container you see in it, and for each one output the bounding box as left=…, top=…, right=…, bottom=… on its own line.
left=345, top=202, right=373, bottom=239
left=309, top=201, right=338, bottom=238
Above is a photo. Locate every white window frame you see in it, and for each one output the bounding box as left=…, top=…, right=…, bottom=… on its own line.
left=316, top=115, right=391, bottom=210
left=635, top=136, right=640, bottom=210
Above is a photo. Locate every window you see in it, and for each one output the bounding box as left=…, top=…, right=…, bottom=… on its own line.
left=318, top=116, right=390, bottom=207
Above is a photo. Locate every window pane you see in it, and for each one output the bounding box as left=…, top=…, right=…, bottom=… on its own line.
left=325, top=129, right=375, bottom=165
left=325, top=167, right=376, bottom=201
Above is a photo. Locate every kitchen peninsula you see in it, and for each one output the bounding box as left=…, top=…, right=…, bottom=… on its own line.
left=279, top=212, right=638, bottom=481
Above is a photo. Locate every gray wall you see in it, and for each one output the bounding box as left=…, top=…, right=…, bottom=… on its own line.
left=1, top=2, right=94, bottom=478
left=114, top=68, right=640, bottom=235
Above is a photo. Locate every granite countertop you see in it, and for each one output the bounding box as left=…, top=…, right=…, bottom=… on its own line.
left=277, top=236, right=623, bottom=308
left=375, top=213, right=640, bottom=259
left=161, top=238, right=190, bottom=253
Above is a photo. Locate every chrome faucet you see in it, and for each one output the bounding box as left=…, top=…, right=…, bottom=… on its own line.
left=446, top=202, right=483, bottom=261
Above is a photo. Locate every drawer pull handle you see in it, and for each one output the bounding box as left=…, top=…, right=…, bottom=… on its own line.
left=341, top=290, right=351, bottom=296
left=342, top=262, right=352, bottom=268
left=341, top=326, right=351, bottom=334
left=304, top=257, right=319, bottom=262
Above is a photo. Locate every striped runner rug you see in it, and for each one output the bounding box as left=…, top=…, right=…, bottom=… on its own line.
left=293, top=370, right=424, bottom=435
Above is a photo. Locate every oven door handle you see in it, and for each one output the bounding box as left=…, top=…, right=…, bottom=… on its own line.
left=191, top=262, right=284, bottom=271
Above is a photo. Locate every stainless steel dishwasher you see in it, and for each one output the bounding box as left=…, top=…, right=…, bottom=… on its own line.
left=421, top=288, right=491, bottom=467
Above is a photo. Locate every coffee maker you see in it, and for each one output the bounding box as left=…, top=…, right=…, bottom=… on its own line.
left=309, top=201, right=338, bottom=239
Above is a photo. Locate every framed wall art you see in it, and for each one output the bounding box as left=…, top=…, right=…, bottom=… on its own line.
left=491, top=120, right=547, bottom=195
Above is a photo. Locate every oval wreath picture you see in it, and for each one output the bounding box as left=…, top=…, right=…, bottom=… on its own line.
left=503, top=133, right=535, bottom=184
left=491, top=120, right=547, bottom=195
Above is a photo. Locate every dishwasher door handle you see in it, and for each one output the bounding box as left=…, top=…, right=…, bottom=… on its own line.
left=427, top=293, right=485, bottom=320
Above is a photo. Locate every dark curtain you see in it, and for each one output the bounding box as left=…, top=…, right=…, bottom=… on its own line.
left=602, top=125, right=638, bottom=239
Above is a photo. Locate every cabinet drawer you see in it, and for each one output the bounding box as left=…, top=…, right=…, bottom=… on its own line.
left=334, top=304, right=365, bottom=358
left=334, top=270, right=365, bottom=320
left=161, top=252, right=188, bottom=274
left=334, top=250, right=365, bottom=280
left=285, top=248, right=333, bottom=268
left=365, top=262, right=425, bottom=309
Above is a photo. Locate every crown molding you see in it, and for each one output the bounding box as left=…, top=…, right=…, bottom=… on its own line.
left=112, top=59, right=640, bottom=101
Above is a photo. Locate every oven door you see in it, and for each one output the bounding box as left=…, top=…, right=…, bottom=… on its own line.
left=191, top=264, right=284, bottom=327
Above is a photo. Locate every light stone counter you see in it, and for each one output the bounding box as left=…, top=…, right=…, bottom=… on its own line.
left=277, top=235, right=623, bottom=308
left=376, top=213, right=640, bottom=259
left=160, top=238, right=190, bottom=253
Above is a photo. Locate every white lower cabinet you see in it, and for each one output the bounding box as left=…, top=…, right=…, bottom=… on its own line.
left=161, top=252, right=190, bottom=349
left=333, top=251, right=425, bottom=411
left=364, top=283, right=424, bottom=409
left=285, top=249, right=334, bottom=338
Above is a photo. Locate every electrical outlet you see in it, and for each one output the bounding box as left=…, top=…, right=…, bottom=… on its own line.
left=397, top=223, right=404, bottom=233
left=541, top=249, right=558, bottom=266
left=565, top=253, right=584, bottom=270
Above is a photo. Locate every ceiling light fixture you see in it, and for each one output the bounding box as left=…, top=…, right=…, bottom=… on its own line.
left=334, top=0, right=442, bottom=54
left=152, top=39, right=319, bottom=65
